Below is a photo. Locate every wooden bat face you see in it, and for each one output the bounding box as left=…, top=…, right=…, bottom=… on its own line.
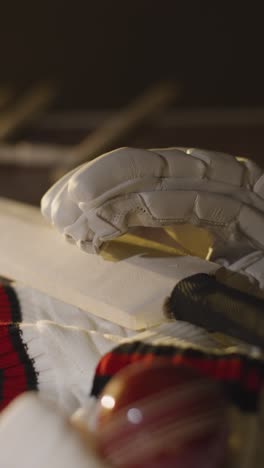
left=0, top=198, right=218, bottom=330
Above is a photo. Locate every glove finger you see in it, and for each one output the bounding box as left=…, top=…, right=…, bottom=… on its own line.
left=63, top=212, right=94, bottom=247
left=49, top=183, right=82, bottom=234
left=69, top=147, right=264, bottom=213
left=49, top=193, right=95, bottom=251
left=154, top=147, right=261, bottom=186
left=184, top=147, right=263, bottom=187
left=68, top=147, right=167, bottom=207
left=41, top=166, right=79, bottom=222
left=140, top=190, right=264, bottom=255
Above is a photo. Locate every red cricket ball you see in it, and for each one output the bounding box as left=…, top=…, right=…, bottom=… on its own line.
left=94, top=361, right=229, bottom=467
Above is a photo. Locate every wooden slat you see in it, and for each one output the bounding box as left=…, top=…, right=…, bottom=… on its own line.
left=0, top=82, right=56, bottom=140
left=52, top=81, right=179, bottom=179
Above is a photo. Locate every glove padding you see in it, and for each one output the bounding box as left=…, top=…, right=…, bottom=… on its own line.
left=41, top=147, right=264, bottom=259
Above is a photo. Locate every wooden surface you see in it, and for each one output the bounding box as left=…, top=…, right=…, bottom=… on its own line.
left=0, top=197, right=218, bottom=329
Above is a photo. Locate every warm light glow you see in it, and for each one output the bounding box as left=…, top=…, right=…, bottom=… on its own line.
left=101, top=395, right=116, bottom=409
left=236, top=157, right=248, bottom=163
left=206, top=246, right=214, bottom=261
left=127, top=408, right=143, bottom=424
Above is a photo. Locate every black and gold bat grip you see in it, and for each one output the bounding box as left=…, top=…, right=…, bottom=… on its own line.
left=165, top=273, right=264, bottom=349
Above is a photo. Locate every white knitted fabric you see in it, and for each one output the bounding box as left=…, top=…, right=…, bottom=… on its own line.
left=14, top=283, right=135, bottom=337
left=0, top=393, right=107, bottom=468
left=10, top=282, right=135, bottom=412
left=12, top=281, right=226, bottom=413
left=18, top=320, right=122, bottom=413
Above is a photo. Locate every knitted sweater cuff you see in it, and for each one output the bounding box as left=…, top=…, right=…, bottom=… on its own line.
left=0, top=320, right=59, bottom=411
left=0, top=284, right=22, bottom=323
left=0, top=284, right=57, bottom=410
left=91, top=339, right=264, bottom=412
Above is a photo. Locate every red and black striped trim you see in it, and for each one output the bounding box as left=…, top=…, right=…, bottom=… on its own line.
left=0, top=285, right=38, bottom=411
left=0, top=323, right=38, bottom=411
left=91, top=341, right=264, bottom=412
left=0, top=285, right=22, bottom=324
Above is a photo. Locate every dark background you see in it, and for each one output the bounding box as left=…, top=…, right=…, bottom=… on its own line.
left=1, top=2, right=263, bottom=108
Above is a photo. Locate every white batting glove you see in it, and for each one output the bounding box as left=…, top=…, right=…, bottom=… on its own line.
left=41, top=147, right=264, bottom=262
